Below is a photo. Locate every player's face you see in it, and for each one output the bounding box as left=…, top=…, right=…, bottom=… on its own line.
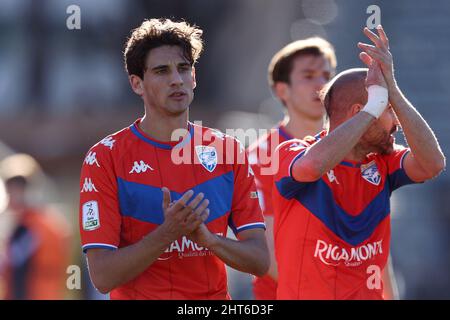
left=284, top=55, right=332, bottom=120
left=5, top=181, right=26, bottom=211
left=142, top=45, right=196, bottom=115
left=361, top=105, right=400, bottom=155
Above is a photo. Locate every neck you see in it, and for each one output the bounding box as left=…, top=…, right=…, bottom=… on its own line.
left=139, top=106, right=189, bottom=142
left=281, top=111, right=324, bottom=139
left=345, top=143, right=371, bottom=162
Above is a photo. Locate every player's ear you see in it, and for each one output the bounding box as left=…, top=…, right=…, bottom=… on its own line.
left=191, top=66, right=197, bottom=89
left=129, top=75, right=144, bottom=96
left=350, top=103, right=363, bottom=116
left=273, top=82, right=289, bottom=104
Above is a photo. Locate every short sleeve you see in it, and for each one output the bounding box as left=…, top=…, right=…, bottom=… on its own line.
left=228, top=140, right=265, bottom=236
left=383, top=145, right=418, bottom=192
left=79, top=144, right=121, bottom=253
left=273, top=141, right=311, bottom=200
left=248, top=144, right=275, bottom=217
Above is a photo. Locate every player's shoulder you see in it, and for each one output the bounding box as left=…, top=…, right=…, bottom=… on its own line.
left=193, top=122, right=244, bottom=149
left=275, top=138, right=310, bottom=154
left=83, top=125, right=136, bottom=168
left=88, top=125, right=133, bottom=155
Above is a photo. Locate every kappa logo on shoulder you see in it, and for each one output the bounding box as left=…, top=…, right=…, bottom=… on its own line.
left=129, top=160, right=154, bottom=174
left=100, top=136, right=115, bottom=150
left=81, top=178, right=98, bottom=193
left=361, top=160, right=381, bottom=186
left=195, top=145, right=217, bottom=173
left=84, top=151, right=100, bottom=167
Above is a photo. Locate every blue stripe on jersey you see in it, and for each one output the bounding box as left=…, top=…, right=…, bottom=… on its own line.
left=340, top=161, right=362, bottom=168
left=117, top=171, right=234, bottom=225
left=388, top=150, right=416, bottom=192
left=275, top=178, right=391, bottom=246
left=82, top=244, right=117, bottom=253
left=130, top=123, right=194, bottom=150
left=388, top=168, right=415, bottom=192
left=278, top=126, right=293, bottom=141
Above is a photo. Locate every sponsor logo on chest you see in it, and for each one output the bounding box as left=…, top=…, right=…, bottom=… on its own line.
left=158, top=233, right=224, bottom=260
left=314, top=239, right=384, bottom=267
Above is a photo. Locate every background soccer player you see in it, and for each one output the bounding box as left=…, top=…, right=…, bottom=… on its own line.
left=272, top=25, right=445, bottom=299
left=79, top=18, right=269, bottom=299
left=248, top=37, right=336, bottom=300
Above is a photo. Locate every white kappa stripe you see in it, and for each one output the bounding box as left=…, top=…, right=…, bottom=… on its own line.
left=236, top=222, right=266, bottom=231
left=82, top=243, right=118, bottom=250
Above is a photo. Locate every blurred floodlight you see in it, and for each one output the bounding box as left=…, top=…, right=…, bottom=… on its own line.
left=290, top=19, right=327, bottom=41
left=302, top=0, right=338, bottom=25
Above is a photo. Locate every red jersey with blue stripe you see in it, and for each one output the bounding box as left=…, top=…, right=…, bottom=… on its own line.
left=79, top=119, right=265, bottom=300
left=273, top=131, right=416, bottom=299
left=247, top=125, right=292, bottom=300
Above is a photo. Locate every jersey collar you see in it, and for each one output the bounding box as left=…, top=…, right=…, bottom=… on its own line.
left=130, top=118, right=194, bottom=150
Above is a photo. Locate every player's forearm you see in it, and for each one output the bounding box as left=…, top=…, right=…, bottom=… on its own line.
left=87, top=226, right=173, bottom=294
left=389, top=86, right=445, bottom=177
left=292, top=112, right=375, bottom=182
left=208, top=235, right=269, bottom=277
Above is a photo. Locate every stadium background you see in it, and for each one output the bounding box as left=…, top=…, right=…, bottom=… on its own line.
left=0, top=0, right=449, bottom=299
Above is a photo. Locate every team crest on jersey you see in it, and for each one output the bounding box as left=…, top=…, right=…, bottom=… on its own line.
left=195, top=145, right=217, bottom=172
left=361, top=160, right=381, bottom=186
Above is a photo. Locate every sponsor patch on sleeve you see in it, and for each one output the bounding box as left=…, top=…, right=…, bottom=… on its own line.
left=250, top=191, right=259, bottom=199
left=82, top=200, right=100, bottom=231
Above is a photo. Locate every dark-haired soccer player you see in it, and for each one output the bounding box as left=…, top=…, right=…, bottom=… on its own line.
left=273, top=26, right=445, bottom=299
left=79, top=18, right=269, bottom=300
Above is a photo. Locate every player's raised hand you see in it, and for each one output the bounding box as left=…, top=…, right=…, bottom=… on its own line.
left=359, top=52, right=387, bottom=89
left=161, top=187, right=210, bottom=241
left=357, top=25, right=396, bottom=89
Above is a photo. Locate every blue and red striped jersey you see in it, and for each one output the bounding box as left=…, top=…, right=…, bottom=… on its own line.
left=273, top=130, right=416, bottom=299
left=79, top=119, right=265, bottom=299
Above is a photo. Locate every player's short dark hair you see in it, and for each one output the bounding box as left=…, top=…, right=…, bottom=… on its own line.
left=268, top=37, right=337, bottom=88
left=124, top=18, right=204, bottom=79
left=319, top=68, right=368, bottom=123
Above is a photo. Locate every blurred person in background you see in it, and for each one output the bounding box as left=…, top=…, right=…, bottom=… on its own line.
left=79, top=18, right=269, bottom=300
left=272, top=26, right=445, bottom=299
left=248, top=37, right=399, bottom=300
left=0, top=154, right=70, bottom=300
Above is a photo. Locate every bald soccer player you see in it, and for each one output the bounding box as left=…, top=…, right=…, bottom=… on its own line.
left=272, top=25, right=445, bottom=299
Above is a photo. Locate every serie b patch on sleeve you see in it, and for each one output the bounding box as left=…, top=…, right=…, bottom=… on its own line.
left=82, top=200, right=100, bottom=231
